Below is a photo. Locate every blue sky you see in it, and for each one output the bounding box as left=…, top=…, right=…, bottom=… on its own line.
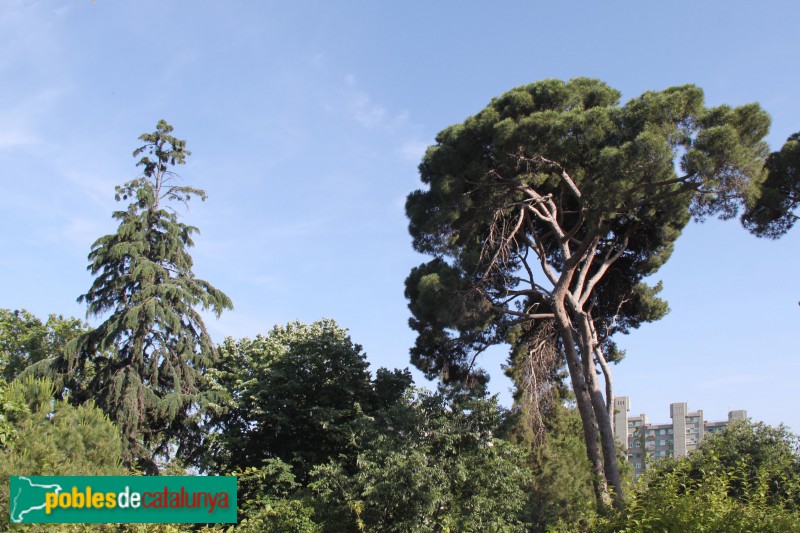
left=1, top=1, right=798, bottom=432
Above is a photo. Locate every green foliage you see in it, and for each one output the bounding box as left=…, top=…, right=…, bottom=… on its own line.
left=0, top=308, right=89, bottom=382
left=0, top=376, right=123, bottom=473
left=404, top=258, right=496, bottom=387
left=512, top=402, right=597, bottom=531
left=405, top=78, right=778, bottom=506
left=235, top=499, right=321, bottom=533
left=206, top=321, right=533, bottom=530
left=0, top=377, right=21, bottom=447
left=205, top=319, right=412, bottom=482
left=310, top=390, right=530, bottom=532
left=47, top=121, right=232, bottom=472
left=659, top=420, right=800, bottom=510
left=405, top=76, right=770, bottom=389
left=223, top=460, right=321, bottom=533
left=743, top=131, right=800, bottom=237
left=559, top=421, right=800, bottom=532
left=0, top=376, right=125, bottom=530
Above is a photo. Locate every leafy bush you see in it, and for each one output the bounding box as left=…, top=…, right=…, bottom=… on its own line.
left=310, top=390, right=530, bottom=532
left=554, top=420, right=800, bottom=532
left=0, top=376, right=125, bottom=530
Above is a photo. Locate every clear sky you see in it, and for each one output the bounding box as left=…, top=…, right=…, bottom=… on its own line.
left=1, top=1, right=798, bottom=432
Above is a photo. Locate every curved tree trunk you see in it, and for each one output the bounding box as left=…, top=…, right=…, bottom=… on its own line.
left=552, top=298, right=614, bottom=510
left=555, top=289, right=624, bottom=508
left=574, top=311, right=623, bottom=507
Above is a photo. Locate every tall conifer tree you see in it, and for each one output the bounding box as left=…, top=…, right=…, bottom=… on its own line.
left=405, top=79, right=780, bottom=508
left=59, top=120, right=232, bottom=471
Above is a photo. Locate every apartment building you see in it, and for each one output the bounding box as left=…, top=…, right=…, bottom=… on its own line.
left=613, top=396, right=747, bottom=477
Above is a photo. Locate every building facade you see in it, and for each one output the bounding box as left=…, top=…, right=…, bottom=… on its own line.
left=613, top=396, right=747, bottom=477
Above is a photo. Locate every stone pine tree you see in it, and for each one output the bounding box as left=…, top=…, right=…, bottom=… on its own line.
left=405, top=79, right=784, bottom=509
left=742, top=131, right=800, bottom=237
left=55, top=120, right=232, bottom=472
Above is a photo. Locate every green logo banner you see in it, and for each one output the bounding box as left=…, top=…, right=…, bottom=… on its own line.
left=9, top=476, right=237, bottom=524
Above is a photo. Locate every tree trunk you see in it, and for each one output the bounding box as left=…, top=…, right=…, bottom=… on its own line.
left=552, top=298, right=613, bottom=510
left=574, top=312, right=623, bottom=507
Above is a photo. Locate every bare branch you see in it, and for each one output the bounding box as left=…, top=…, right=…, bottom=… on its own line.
left=579, top=231, right=631, bottom=307
left=520, top=228, right=559, bottom=286
left=462, top=341, right=494, bottom=387
left=480, top=207, right=525, bottom=281
left=519, top=246, right=538, bottom=289
left=572, top=234, right=600, bottom=302
left=514, top=320, right=560, bottom=444
left=563, top=209, right=585, bottom=245
left=492, top=306, right=556, bottom=320
left=600, top=294, right=631, bottom=341
left=514, top=152, right=583, bottom=200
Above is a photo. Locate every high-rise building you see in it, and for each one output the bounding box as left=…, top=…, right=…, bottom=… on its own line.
left=613, top=397, right=747, bottom=477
